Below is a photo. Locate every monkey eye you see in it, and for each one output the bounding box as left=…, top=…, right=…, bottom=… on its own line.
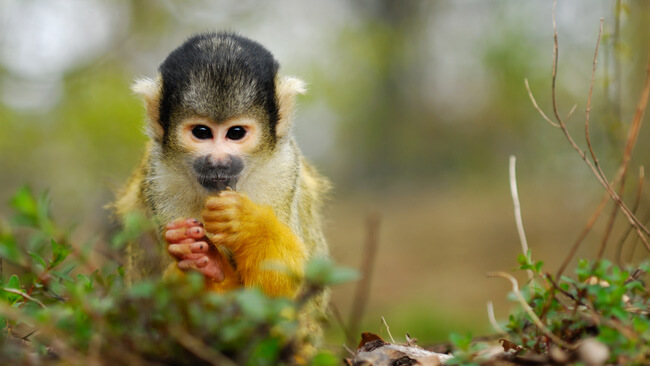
left=226, top=126, right=246, bottom=141
left=191, top=125, right=213, bottom=140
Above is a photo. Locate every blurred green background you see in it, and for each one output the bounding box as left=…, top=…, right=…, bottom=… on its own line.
left=1, top=0, right=649, bottom=349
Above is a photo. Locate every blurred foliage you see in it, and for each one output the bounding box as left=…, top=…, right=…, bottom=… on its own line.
left=0, top=187, right=353, bottom=365
left=444, top=258, right=650, bottom=364
left=448, top=258, right=650, bottom=365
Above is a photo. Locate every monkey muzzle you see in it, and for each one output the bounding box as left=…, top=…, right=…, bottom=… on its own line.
left=193, top=155, right=244, bottom=192
left=198, top=175, right=238, bottom=192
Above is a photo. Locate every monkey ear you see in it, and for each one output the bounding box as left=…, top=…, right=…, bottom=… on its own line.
left=276, top=76, right=307, bottom=138
left=132, top=75, right=164, bottom=141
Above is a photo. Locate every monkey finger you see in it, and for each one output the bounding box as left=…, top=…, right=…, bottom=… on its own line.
left=165, top=226, right=205, bottom=243
left=205, top=195, right=240, bottom=210
left=177, top=259, right=198, bottom=271
left=168, top=244, right=195, bottom=258
left=194, top=256, right=210, bottom=268
left=166, top=218, right=202, bottom=230
left=190, top=241, right=209, bottom=253
left=204, top=222, right=237, bottom=235
left=196, top=258, right=225, bottom=283
left=202, top=209, right=236, bottom=223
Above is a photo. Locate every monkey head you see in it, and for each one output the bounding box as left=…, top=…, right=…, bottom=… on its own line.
left=131, top=32, right=305, bottom=193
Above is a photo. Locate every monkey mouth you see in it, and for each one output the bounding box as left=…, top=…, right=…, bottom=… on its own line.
left=198, top=176, right=238, bottom=192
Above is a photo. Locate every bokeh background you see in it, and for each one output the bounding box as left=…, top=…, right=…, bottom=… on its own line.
left=1, top=0, right=649, bottom=348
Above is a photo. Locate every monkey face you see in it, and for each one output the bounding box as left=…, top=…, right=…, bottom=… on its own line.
left=176, top=116, right=266, bottom=192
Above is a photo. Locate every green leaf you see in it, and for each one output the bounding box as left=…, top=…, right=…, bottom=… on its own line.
left=50, top=270, right=74, bottom=282
left=534, top=260, right=544, bottom=273
left=246, top=337, right=280, bottom=366
left=6, top=275, right=20, bottom=290
left=28, top=251, right=47, bottom=270
left=310, top=351, right=340, bottom=366
left=449, top=332, right=472, bottom=351
left=516, top=253, right=528, bottom=266
left=129, top=281, right=155, bottom=298
left=49, top=239, right=72, bottom=268
left=236, top=289, right=268, bottom=321
left=304, top=258, right=359, bottom=286
left=3, top=275, right=22, bottom=305
left=110, top=211, right=152, bottom=249
left=0, top=232, right=24, bottom=265
left=9, top=186, right=38, bottom=226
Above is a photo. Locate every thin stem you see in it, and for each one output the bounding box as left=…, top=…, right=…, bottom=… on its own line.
left=488, top=271, right=575, bottom=349
left=509, top=156, right=533, bottom=284
left=348, top=214, right=381, bottom=340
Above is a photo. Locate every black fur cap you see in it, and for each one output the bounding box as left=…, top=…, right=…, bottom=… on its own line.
left=158, top=32, right=280, bottom=137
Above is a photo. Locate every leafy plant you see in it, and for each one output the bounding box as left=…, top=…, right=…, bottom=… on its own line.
left=0, top=186, right=352, bottom=365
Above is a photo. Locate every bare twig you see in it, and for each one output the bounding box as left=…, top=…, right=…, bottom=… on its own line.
left=565, top=104, right=578, bottom=122
left=169, top=325, right=237, bottom=366
left=556, top=194, right=609, bottom=278
left=488, top=271, right=575, bottom=349
left=613, top=0, right=623, bottom=122
left=487, top=301, right=508, bottom=336
left=2, top=288, right=46, bottom=309
left=616, top=166, right=646, bottom=265
left=509, top=156, right=533, bottom=284
left=348, top=214, right=381, bottom=339
left=534, top=2, right=650, bottom=277
left=552, top=4, right=650, bottom=238
left=597, top=44, right=650, bottom=260
left=545, top=274, right=578, bottom=302
left=0, top=303, right=83, bottom=361
left=343, top=344, right=355, bottom=356
left=330, top=303, right=355, bottom=348
left=525, top=79, right=559, bottom=127
left=584, top=19, right=605, bottom=168
left=551, top=0, right=561, bottom=125
left=381, top=316, right=396, bottom=343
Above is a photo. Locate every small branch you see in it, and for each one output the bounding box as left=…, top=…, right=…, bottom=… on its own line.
left=487, top=301, right=508, bottom=336
left=525, top=79, right=559, bottom=127
left=2, top=288, right=46, bottom=309
left=169, top=325, right=236, bottom=366
left=584, top=19, right=605, bottom=168
left=381, top=316, right=396, bottom=344
left=617, top=166, right=646, bottom=264
left=564, top=104, right=578, bottom=122
left=540, top=5, right=650, bottom=254
left=551, top=0, right=562, bottom=126
left=330, top=303, right=355, bottom=348
left=348, top=214, right=381, bottom=339
left=545, top=274, right=578, bottom=303
left=509, top=156, right=533, bottom=284
left=488, top=271, right=575, bottom=349
left=556, top=194, right=609, bottom=278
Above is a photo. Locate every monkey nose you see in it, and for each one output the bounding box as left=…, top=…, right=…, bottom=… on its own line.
left=206, top=155, right=231, bottom=169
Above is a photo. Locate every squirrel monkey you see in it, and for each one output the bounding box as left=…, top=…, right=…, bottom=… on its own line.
left=113, top=32, right=330, bottom=349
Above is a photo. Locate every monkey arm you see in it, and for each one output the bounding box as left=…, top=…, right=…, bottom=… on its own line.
left=202, top=191, right=307, bottom=298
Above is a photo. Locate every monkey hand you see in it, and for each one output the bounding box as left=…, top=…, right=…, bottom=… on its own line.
left=164, top=218, right=226, bottom=283
left=202, top=191, right=307, bottom=297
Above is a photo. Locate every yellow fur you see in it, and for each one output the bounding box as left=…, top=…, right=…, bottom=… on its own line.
left=202, top=191, right=306, bottom=297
